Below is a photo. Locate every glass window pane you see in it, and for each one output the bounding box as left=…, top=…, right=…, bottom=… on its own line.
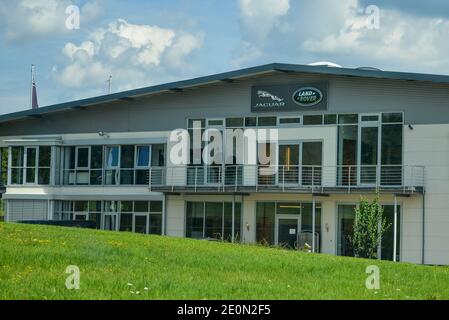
left=149, top=214, right=162, bottom=235
left=106, top=147, right=119, bottom=168
left=245, top=117, right=257, bottom=127
left=135, top=201, right=149, bottom=212
left=277, top=202, right=301, bottom=215
left=324, top=114, right=337, bottom=124
left=74, top=201, right=88, bottom=212
left=226, top=118, right=244, bottom=127
left=381, top=205, right=401, bottom=261
left=186, top=202, right=204, bottom=239
left=90, top=146, right=103, bottom=169
left=338, top=114, right=358, bottom=124
left=279, top=117, right=301, bottom=125
left=302, top=142, right=322, bottom=165
left=134, top=215, right=148, bottom=234
left=361, top=115, right=379, bottom=122
left=257, top=117, right=277, bottom=127
left=301, top=203, right=322, bottom=234
left=38, top=168, right=50, bottom=185
left=256, top=202, right=275, bottom=245
left=207, top=119, right=224, bottom=127
left=11, top=168, right=23, bottom=184
left=120, top=145, right=135, bottom=168
left=77, top=148, right=89, bottom=168
left=381, top=124, right=402, bottom=165
left=303, top=115, right=323, bottom=125
left=205, top=202, right=223, bottom=239
left=234, top=202, right=241, bottom=242
left=188, top=119, right=205, bottom=129
left=151, top=144, right=165, bottom=167
left=150, top=201, right=163, bottom=213
left=120, top=201, right=133, bottom=212
left=11, top=147, right=23, bottom=167
left=26, top=168, right=35, bottom=183
left=26, top=148, right=37, bottom=167
left=38, top=146, right=51, bottom=167
left=89, top=201, right=102, bottom=212
left=120, top=213, right=133, bottom=232
left=382, top=113, right=403, bottom=123
left=136, top=146, right=150, bottom=167
left=120, top=170, right=134, bottom=185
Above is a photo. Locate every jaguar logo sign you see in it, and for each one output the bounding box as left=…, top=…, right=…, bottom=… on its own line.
left=292, top=87, right=323, bottom=107
left=251, top=82, right=328, bottom=112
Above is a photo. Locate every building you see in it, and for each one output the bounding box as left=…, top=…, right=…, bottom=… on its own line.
left=1, top=62, right=448, bottom=265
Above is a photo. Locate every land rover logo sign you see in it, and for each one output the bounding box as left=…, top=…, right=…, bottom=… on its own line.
left=251, top=82, right=328, bottom=112
left=292, top=87, right=323, bottom=107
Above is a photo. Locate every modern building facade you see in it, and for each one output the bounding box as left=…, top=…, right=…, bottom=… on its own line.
left=0, top=63, right=448, bottom=265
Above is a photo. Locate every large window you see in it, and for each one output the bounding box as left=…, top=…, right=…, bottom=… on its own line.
left=337, top=204, right=401, bottom=261
left=8, top=146, right=51, bottom=185
left=54, top=200, right=162, bottom=234
left=337, top=112, right=403, bottom=186
left=186, top=201, right=241, bottom=241
left=63, top=144, right=165, bottom=186
left=0, top=147, right=8, bottom=185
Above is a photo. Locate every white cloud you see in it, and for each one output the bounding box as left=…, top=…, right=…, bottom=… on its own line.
left=53, top=18, right=204, bottom=91
left=238, top=0, right=290, bottom=41
left=0, top=0, right=103, bottom=40
left=234, top=0, right=449, bottom=74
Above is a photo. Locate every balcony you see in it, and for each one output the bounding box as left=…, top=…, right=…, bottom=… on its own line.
left=148, top=165, right=425, bottom=194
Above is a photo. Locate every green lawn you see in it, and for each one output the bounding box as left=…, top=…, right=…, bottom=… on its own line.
left=0, top=222, right=448, bottom=300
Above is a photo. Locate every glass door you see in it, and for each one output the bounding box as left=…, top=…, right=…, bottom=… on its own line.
left=276, top=215, right=300, bottom=249
left=358, top=115, right=380, bottom=185
left=279, top=144, right=299, bottom=185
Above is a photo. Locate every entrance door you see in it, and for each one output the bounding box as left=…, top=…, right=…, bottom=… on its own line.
left=277, top=216, right=300, bottom=249
left=133, top=214, right=148, bottom=234
left=358, top=115, right=380, bottom=185
left=279, top=144, right=299, bottom=185
left=337, top=205, right=356, bottom=257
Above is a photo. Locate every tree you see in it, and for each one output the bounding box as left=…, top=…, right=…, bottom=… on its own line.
left=350, top=194, right=391, bottom=259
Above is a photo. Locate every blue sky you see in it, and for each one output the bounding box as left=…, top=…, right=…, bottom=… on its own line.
left=1, top=0, right=449, bottom=115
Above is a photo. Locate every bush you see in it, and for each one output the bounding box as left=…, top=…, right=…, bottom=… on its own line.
left=350, top=194, right=391, bottom=259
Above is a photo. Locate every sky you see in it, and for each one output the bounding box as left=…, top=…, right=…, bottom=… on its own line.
left=0, top=0, right=449, bottom=115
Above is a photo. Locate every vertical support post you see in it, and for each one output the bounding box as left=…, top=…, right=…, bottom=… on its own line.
left=312, top=195, right=316, bottom=253
left=162, top=193, right=167, bottom=236
left=232, top=195, right=235, bottom=243
left=393, top=194, right=398, bottom=262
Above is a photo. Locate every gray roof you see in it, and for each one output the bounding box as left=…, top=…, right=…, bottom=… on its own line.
left=2, top=62, right=449, bottom=124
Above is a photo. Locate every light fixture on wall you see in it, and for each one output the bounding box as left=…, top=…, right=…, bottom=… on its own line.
left=325, top=223, right=329, bottom=232
left=408, top=124, right=414, bottom=130
left=98, top=131, right=110, bottom=138
left=246, top=222, right=250, bottom=231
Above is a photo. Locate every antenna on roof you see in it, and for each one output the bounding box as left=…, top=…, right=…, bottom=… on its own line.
left=30, top=64, right=39, bottom=109
left=107, top=74, right=112, bottom=94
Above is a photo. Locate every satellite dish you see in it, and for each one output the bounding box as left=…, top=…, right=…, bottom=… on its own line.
left=308, top=61, right=342, bottom=68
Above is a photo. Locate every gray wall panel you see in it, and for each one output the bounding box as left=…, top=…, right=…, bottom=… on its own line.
left=1, top=72, right=449, bottom=137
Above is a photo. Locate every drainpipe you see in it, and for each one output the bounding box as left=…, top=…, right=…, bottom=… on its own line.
left=393, top=195, right=398, bottom=262
left=312, top=195, right=316, bottom=253
left=163, top=193, right=167, bottom=236
left=422, top=190, right=426, bottom=265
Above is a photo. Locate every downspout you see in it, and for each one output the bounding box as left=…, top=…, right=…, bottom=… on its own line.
left=422, top=190, right=426, bottom=265
left=163, top=193, right=167, bottom=236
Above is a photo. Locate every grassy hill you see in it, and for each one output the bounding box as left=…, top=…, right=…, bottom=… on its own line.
left=0, top=222, right=448, bottom=300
